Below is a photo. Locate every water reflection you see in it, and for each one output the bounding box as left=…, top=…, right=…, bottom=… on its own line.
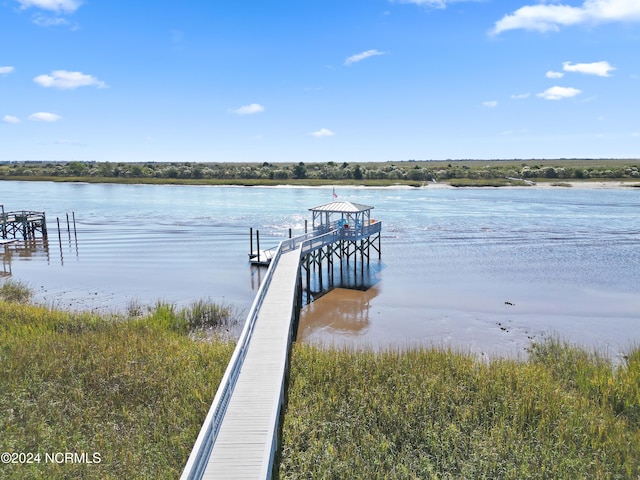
left=1, top=250, right=11, bottom=277
left=2, top=238, right=51, bottom=266
left=297, top=258, right=383, bottom=339
left=298, top=286, right=380, bottom=340
left=304, top=258, right=383, bottom=303
left=0, top=227, right=80, bottom=270
left=1, top=210, right=79, bottom=272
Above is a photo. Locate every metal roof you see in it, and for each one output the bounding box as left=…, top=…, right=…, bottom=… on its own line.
left=309, top=201, right=374, bottom=213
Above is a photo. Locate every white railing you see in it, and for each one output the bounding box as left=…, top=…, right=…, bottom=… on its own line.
left=181, top=220, right=382, bottom=479
left=300, top=230, right=341, bottom=254
left=180, top=241, right=288, bottom=480
left=281, top=231, right=319, bottom=253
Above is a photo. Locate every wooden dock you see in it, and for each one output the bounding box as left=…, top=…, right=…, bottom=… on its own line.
left=1, top=206, right=48, bottom=240
left=182, top=201, right=382, bottom=480
left=182, top=241, right=304, bottom=480
left=204, top=248, right=300, bottom=478
left=248, top=248, right=277, bottom=266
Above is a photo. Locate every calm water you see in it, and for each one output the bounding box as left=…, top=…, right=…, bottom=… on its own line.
left=2, top=181, right=639, bottom=358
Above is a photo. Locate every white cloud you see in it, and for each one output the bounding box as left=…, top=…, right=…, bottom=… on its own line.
left=563, top=60, right=615, bottom=77
left=537, top=86, right=582, bottom=100
left=34, top=70, right=107, bottom=89
left=229, top=103, right=265, bottom=115
left=482, top=101, right=498, bottom=108
left=310, top=128, right=335, bottom=138
left=28, top=112, right=62, bottom=122
left=391, top=0, right=447, bottom=7
left=0, top=66, right=15, bottom=75
left=546, top=70, right=565, bottom=79
left=17, top=0, right=82, bottom=13
left=3, top=115, right=20, bottom=123
left=492, top=0, right=640, bottom=35
left=33, top=15, right=70, bottom=27
left=390, top=0, right=479, bottom=8
left=511, top=93, right=530, bottom=99
left=344, top=49, right=386, bottom=66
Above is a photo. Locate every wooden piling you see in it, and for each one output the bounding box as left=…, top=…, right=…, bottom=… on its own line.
left=256, top=230, right=260, bottom=264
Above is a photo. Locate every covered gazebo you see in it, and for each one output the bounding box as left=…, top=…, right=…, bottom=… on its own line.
left=309, top=200, right=376, bottom=239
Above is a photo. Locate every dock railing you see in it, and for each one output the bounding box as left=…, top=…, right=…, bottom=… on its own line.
left=180, top=240, right=289, bottom=480
left=181, top=229, right=343, bottom=480
left=181, top=222, right=382, bottom=479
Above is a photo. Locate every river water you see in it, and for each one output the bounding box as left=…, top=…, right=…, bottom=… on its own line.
left=1, top=181, right=638, bottom=359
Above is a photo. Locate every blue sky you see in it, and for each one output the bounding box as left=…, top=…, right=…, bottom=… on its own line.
left=1, top=0, right=639, bottom=164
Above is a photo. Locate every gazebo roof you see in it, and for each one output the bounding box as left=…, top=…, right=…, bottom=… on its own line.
left=310, top=201, right=374, bottom=214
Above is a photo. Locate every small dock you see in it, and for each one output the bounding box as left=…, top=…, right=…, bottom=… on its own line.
left=248, top=249, right=277, bottom=266
left=1, top=205, right=48, bottom=240
left=182, top=201, right=382, bottom=480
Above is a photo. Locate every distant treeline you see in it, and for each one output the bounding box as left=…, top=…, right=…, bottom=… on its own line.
left=1, top=159, right=639, bottom=182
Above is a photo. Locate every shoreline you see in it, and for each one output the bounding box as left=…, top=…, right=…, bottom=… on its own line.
left=1, top=176, right=639, bottom=189
left=428, top=179, right=640, bottom=189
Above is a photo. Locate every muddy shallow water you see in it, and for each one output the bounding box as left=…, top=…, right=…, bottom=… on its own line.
left=2, top=181, right=639, bottom=359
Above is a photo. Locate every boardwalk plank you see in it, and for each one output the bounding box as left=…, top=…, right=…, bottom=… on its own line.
left=201, top=249, right=301, bottom=479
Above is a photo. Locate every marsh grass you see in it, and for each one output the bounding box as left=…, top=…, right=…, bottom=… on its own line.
left=0, top=300, right=235, bottom=479
left=0, top=279, right=33, bottom=304
left=179, top=299, right=237, bottom=331
left=279, top=341, right=640, bottom=479
left=3, top=294, right=638, bottom=479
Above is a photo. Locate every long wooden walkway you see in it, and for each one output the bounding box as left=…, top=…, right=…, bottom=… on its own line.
left=181, top=240, right=304, bottom=480
left=203, top=248, right=300, bottom=479
left=182, top=211, right=382, bottom=480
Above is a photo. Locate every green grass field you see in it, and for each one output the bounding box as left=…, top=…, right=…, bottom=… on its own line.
left=278, top=342, right=640, bottom=479
left=0, top=294, right=235, bottom=479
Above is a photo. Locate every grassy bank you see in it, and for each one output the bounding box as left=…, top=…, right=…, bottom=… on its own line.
left=0, top=295, right=235, bottom=479
left=279, top=341, right=640, bottom=479
left=1, top=158, right=639, bottom=186
left=0, top=175, right=424, bottom=188
left=2, top=284, right=639, bottom=479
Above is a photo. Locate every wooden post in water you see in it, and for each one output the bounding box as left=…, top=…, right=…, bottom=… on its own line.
left=256, top=230, right=260, bottom=264
left=352, top=241, right=358, bottom=286
left=318, top=248, right=323, bottom=292
left=20, top=214, right=28, bottom=240
left=249, top=227, right=253, bottom=258
left=305, top=254, right=311, bottom=304
left=1, top=205, right=5, bottom=239
left=56, top=217, right=63, bottom=264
